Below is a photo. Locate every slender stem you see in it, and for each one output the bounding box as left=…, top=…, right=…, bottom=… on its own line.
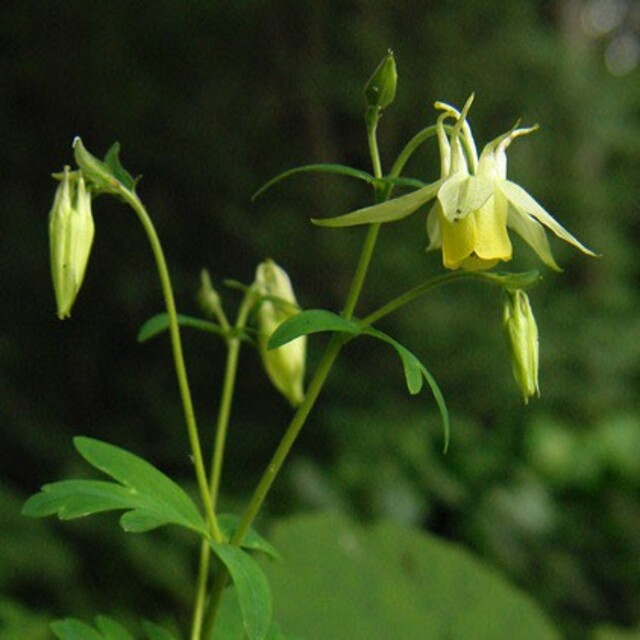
left=361, top=270, right=541, bottom=328
left=190, top=542, right=211, bottom=640
left=191, top=291, right=255, bottom=639
left=210, top=295, right=254, bottom=507
left=120, top=189, right=222, bottom=544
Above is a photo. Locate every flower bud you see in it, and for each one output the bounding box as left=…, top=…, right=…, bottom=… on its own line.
left=364, top=50, right=397, bottom=111
left=503, top=289, right=539, bottom=403
left=49, top=167, right=95, bottom=319
left=255, top=260, right=306, bottom=406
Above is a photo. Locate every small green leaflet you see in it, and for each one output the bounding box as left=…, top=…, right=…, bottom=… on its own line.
left=362, top=328, right=450, bottom=451
left=252, top=163, right=375, bottom=201
left=265, top=308, right=450, bottom=450
left=219, top=513, right=281, bottom=561
left=50, top=616, right=178, bottom=640
left=22, top=437, right=208, bottom=537
left=103, top=142, right=139, bottom=192
left=267, top=309, right=361, bottom=350
left=137, top=312, right=229, bottom=343
left=210, top=542, right=273, bottom=640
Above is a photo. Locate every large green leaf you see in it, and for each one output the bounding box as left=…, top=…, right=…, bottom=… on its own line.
left=22, top=438, right=208, bottom=537
left=262, top=513, right=561, bottom=640
left=210, top=542, right=272, bottom=640
left=267, top=309, right=361, bottom=350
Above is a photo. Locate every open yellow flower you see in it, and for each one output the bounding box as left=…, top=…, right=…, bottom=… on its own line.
left=315, top=96, right=597, bottom=271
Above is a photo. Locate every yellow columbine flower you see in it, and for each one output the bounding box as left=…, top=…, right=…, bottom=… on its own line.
left=315, top=96, right=597, bottom=270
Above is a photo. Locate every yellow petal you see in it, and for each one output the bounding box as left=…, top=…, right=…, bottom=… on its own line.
left=439, top=208, right=477, bottom=269
left=472, top=193, right=512, bottom=262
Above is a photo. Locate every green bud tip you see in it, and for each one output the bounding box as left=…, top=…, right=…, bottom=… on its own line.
left=364, top=50, right=397, bottom=111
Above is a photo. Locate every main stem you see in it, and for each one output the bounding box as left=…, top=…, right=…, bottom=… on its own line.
left=122, top=190, right=222, bottom=544
left=203, top=109, right=387, bottom=636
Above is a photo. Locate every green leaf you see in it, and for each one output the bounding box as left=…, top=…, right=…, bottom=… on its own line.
left=50, top=619, right=103, bottom=640
left=22, top=438, right=208, bottom=537
left=219, top=514, right=281, bottom=560
left=137, top=312, right=229, bottom=343
left=142, top=620, right=180, bottom=640
left=312, top=179, right=442, bottom=227
left=103, top=143, right=139, bottom=192
left=95, top=616, right=135, bottom=640
left=252, top=164, right=375, bottom=201
left=362, top=328, right=450, bottom=451
left=210, top=542, right=272, bottom=640
left=267, top=309, right=361, bottom=350
left=51, top=616, right=134, bottom=640
left=261, top=512, right=561, bottom=640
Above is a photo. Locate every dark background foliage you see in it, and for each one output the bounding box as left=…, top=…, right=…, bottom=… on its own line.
left=1, top=1, right=639, bottom=637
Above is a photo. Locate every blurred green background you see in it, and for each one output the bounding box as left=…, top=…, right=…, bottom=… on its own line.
left=1, top=0, right=639, bottom=638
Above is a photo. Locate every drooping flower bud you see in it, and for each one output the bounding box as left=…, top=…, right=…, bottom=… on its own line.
left=364, top=50, right=397, bottom=111
left=49, top=167, right=95, bottom=319
left=255, top=260, right=306, bottom=406
left=503, top=289, right=539, bottom=403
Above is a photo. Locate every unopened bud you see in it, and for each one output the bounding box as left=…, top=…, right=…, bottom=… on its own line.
left=503, top=289, right=539, bottom=403
left=364, top=50, right=397, bottom=111
left=255, top=260, right=306, bottom=406
left=49, top=168, right=95, bottom=319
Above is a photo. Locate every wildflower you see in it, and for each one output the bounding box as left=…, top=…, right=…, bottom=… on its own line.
left=315, top=96, right=596, bottom=271
left=255, top=260, right=306, bottom=406
left=49, top=167, right=95, bottom=319
left=503, top=289, right=539, bottom=402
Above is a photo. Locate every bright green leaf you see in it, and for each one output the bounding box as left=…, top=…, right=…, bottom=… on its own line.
left=210, top=542, right=272, bottom=640
left=312, top=179, right=442, bottom=227
left=23, top=438, right=208, bottom=537
left=252, top=164, right=374, bottom=201
left=267, top=309, right=361, bottom=350
left=219, top=514, right=281, bottom=561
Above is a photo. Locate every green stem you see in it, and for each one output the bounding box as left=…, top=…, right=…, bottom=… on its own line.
left=191, top=291, right=255, bottom=639
left=361, top=270, right=541, bottom=328
left=204, top=107, right=388, bottom=636
left=120, top=189, right=222, bottom=544
left=210, top=295, right=254, bottom=507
